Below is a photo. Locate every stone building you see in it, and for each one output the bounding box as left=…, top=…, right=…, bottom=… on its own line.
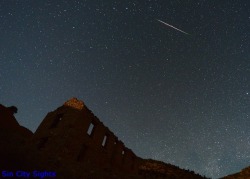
left=30, top=98, right=142, bottom=178
left=0, top=98, right=209, bottom=179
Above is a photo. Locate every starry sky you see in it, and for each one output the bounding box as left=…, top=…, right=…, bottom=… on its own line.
left=0, top=1, right=249, bottom=178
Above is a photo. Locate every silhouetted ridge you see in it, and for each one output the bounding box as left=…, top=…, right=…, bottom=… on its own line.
left=139, top=159, right=209, bottom=179
left=221, top=166, right=250, bottom=179
left=0, top=98, right=211, bottom=178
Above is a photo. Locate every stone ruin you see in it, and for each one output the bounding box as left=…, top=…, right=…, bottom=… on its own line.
left=30, top=97, right=142, bottom=178
left=0, top=98, right=208, bottom=178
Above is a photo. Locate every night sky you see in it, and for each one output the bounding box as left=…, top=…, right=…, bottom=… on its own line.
left=1, top=1, right=249, bottom=178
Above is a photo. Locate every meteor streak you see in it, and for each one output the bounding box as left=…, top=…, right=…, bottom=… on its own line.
left=157, top=19, right=190, bottom=35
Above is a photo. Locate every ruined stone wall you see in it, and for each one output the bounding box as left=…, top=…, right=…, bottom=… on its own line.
left=1, top=100, right=208, bottom=179
left=31, top=98, right=142, bottom=177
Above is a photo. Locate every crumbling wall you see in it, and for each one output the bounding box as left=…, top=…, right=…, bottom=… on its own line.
left=31, top=98, right=141, bottom=177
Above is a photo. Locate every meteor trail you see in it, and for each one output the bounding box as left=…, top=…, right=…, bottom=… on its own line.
left=157, top=19, right=190, bottom=35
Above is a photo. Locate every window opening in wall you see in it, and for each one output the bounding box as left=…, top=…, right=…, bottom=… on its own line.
left=102, top=135, right=108, bottom=147
left=122, top=150, right=125, bottom=164
left=87, top=122, right=95, bottom=136
left=77, top=144, right=88, bottom=162
left=50, top=114, right=63, bottom=128
left=37, top=137, right=49, bottom=149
